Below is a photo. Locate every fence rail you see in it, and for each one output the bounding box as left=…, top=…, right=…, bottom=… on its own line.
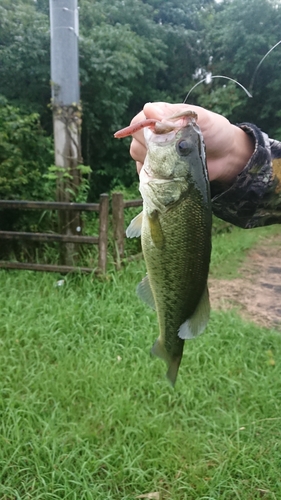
left=0, top=192, right=144, bottom=275
left=0, top=200, right=100, bottom=211
left=112, top=192, right=143, bottom=269
left=0, top=194, right=109, bottom=274
left=0, top=261, right=95, bottom=273
left=0, top=231, right=99, bottom=244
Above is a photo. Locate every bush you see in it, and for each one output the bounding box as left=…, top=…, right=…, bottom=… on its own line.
left=0, top=95, right=53, bottom=201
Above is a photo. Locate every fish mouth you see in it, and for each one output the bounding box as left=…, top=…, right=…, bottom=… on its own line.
left=141, top=165, right=185, bottom=184
left=140, top=165, right=170, bottom=184
left=152, top=110, right=198, bottom=135
left=144, top=127, right=177, bottom=145
left=144, top=113, right=198, bottom=146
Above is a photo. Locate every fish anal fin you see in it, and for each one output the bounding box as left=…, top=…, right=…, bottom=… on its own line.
left=126, top=211, right=143, bottom=238
left=151, top=338, right=181, bottom=387
left=151, top=337, right=168, bottom=362
left=136, top=275, right=155, bottom=310
left=178, top=286, right=210, bottom=340
left=166, top=357, right=182, bottom=387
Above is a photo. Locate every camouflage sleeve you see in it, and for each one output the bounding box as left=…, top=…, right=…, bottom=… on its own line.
left=210, top=123, right=281, bottom=228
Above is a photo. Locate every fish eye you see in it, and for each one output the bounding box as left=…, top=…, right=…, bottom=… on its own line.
left=177, top=139, right=192, bottom=156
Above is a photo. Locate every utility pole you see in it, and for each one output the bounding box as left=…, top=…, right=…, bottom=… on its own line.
left=49, top=0, right=81, bottom=265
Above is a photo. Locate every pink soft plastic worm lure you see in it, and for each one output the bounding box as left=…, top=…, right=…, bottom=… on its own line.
left=114, top=111, right=198, bottom=139
left=114, top=119, right=158, bottom=138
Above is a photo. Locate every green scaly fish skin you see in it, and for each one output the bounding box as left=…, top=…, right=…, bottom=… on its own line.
left=127, top=113, right=212, bottom=386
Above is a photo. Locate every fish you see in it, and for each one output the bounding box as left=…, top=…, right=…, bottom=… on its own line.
left=114, top=110, right=212, bottom=386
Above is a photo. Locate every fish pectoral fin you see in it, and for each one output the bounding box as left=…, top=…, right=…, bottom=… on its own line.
left=137, top=275, right=156, bottom=310
left=178, top=286, right=210, bottom=340
left=126, top=211, right=143, bottom=238
left=148, top=210, right=165, bottom=249
left=151, top=338, right=181, bottom=387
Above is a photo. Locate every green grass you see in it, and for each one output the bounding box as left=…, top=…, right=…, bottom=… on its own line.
left=210, top=223, right=280, bottom=278
left=0, top=226, right=281, bottom=499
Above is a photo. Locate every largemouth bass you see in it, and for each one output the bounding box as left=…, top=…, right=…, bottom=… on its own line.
left=115, top=110, right=212, bottom=386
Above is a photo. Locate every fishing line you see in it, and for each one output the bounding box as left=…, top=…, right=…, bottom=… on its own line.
left=184, top=39, right=281, bottom=102
left=249, top=39, right=281, bottom=93
left=183, top=75, right=252, bottom=103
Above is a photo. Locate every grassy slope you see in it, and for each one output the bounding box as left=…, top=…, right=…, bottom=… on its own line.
left=210, top=223, right=280, bottom=278
left=0, top=226, right=281, bottom=499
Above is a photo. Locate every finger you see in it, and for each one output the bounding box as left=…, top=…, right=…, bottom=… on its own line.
left=136, top=161, right=143, bottom=175
left=130, top=110, right=146, bottom=125
left=143, top=102, right=198, bottom=121
left=130, top=138, right=147, bottom=164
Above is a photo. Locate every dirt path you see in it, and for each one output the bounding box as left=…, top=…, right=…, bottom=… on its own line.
left=209, top=233, right=281, bottom=330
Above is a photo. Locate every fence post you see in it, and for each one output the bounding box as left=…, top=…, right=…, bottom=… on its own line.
left=112, top=192, right=125, bottom=270
left=98, top=193, right=109, bottom=273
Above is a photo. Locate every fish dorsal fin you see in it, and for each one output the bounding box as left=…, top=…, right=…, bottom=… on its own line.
left=126, top=211, right=143, bottom=238
left=178, top=286, right=210, bottom=340
left=137, top=275, right=156, bottom=310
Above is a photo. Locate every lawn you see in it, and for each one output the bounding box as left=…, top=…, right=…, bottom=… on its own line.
left=0, top=225, right=281, bottom=499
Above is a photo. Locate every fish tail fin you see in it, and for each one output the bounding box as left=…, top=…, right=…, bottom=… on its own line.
left=151, top=338, right=181, bottom=387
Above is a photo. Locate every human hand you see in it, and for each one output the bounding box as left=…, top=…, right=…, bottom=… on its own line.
left=129, top=102, right=254, bottom=184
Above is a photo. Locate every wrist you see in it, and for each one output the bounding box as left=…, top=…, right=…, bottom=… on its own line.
left=216, top=125, right=255, bottom=185
left=230, top=125, right=255, bottom=180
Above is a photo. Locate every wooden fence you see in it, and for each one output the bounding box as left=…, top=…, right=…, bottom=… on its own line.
left=0, top=194, right=109, bottom=274
left=0, top=192, right=143, bottom=274
left=112, top=192, right=143, bottom=269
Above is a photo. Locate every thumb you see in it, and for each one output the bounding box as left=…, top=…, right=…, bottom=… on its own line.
left=136, top=161, right=143, bottom=175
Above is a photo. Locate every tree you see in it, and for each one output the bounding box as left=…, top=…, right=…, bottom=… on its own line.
left=78, top=0, right=212, bottom=197
left=1, top=0, right=281, bottom=203
left=0, top=95, right=53, bottom=201
left=78, top=2, right=166, bottom=196
left=194, top=0, right=281, bottom=137
left=0, top=2, right=51, bottom=128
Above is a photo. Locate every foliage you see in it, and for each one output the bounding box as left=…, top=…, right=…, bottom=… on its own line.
left=1, top=0, right=281, bottom=204
left=0, top=95, right=54, bottom=240
left=77, top=0, right=165, bottom=197
left=79, top=14, right=165, bottom=197
left=0, top=0, right=214, bottom=199
left=78, top=0, right=206, bottom=198
left=194, top=81, right=248, bottom=118
left=0, top=1, right=51, bottom=127
left=44, top=164, right=92, bottom=203
left=194, top=0, right=281, bottom=135
left=0, top=96, right=53, bottom=200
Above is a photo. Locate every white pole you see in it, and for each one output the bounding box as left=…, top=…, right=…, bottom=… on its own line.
left=49, top=0, right=81, bottom=265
